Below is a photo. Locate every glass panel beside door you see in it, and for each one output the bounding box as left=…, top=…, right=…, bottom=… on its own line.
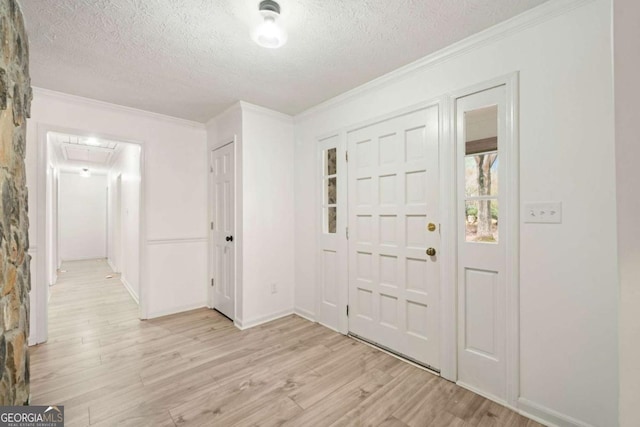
left=463, top=105, right=499, bottom=243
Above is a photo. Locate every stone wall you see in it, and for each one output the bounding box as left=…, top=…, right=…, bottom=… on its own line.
left=0, top=0, right=32, bottom=405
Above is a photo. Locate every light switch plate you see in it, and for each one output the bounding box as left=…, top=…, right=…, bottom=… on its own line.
left=523, top=202, right=562, bottom=224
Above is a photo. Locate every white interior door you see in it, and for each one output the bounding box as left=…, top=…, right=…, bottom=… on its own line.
left=456, top=85, right=507, bottom=401
left=347, top=105, right=441, bottom=370
left=211, top=143, right=235, bottom=320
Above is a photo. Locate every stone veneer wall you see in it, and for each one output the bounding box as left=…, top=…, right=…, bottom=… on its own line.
left=0, top=0, right=32, bottom=405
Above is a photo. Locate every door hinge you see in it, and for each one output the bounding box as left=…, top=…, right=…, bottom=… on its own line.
left=210, top=222, right=214, bottom=230
left=345, top=150, right=348, bottom=162
left=211, top=278, right=214, bottom=287
left=346, top=226, right=349, bottom=239
left=346, top=305, right=349, bottom=316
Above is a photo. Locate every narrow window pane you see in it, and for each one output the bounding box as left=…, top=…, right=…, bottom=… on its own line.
left=465, top=154, right=498, bottom=197
left=326, top=148, right=337, bottom=175
left=464, top=105, right=498, bottom=154
left=465, top=199, right=498, bottom=243
left=327, top=177, right=337, bottom=204
left=327, top=207, right=337, bottom=234
left=465, top=105, right=498, bottom=198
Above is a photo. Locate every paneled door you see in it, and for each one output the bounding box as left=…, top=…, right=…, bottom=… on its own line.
left=210, top=143, right=235, bottom=320
left=455, top=85, right=507, bottom=401
left=347, top=105, right=441, bottom=370
left=316, top=135, right=348, bottom=332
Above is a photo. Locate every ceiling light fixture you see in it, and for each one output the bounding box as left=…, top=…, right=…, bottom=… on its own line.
left=252, top=0, right=287, bottom=49
left=80, top=168, right=91, bottom=178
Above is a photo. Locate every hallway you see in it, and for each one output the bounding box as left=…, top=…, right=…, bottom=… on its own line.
left=29, top=260, right=541, bottom=426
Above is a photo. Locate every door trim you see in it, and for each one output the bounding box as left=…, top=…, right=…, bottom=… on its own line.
left=448, top=72, right=520, bottom=406
left=208, top=138, right=238, bottom=324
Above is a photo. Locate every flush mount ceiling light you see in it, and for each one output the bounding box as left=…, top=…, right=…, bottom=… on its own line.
left=252, top=0, right=287, bottom=49
left=85, top=137, right=101, bottom=146
left=80, top=168, right=91, bottom=178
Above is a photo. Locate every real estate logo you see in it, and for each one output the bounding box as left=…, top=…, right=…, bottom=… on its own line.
left=0, top=406, right=64, bottom=427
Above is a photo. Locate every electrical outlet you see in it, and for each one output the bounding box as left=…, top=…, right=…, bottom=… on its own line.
left=524, top=202, right=562, bottom=224
left=271, top=283, right=277, bottom=294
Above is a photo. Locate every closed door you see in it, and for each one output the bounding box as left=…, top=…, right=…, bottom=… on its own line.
left=211, top=143, right=235, bottom=320
left=456, top=85, right=507, bottom=400
left=347, top=105, right=441, bottom=370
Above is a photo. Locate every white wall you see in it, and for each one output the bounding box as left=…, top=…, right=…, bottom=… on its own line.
left=241, top=104, right=295, bottom=326
left=58, top=172, right=107, bottom=261
left=108, top=143, right=141, bottom=301
left=206, top=102, right=295, bottom=327
left=293, top=1, right=618, bottom=426
left=27, top=89, right=208, bottom=345
left=614, top=0, right=640, bottom=425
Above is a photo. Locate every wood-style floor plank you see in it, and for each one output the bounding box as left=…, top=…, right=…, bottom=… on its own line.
left=30, top=259, right=543, bottom=427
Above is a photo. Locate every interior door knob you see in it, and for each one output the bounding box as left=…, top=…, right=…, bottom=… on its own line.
left=225, top=235, right=233, bottom=242
left=426, top=247, right=436, bottom=256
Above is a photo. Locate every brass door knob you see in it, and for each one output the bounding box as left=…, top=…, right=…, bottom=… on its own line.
left=426, top=247, right=436, bottom=256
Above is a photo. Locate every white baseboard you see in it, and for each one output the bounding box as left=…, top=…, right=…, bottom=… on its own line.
left=293, top=307, right=316, bottom=322
left=146, top=302, right=207, bottom=319
left=107, top=258, right=118, bottom=273
left=518, top=398, right=593, bottom=427
left=120, top=275, right=139, bottom=305
left=235, top=309, right=294, bottom=330
left=456, top=383, right=588, bottom=427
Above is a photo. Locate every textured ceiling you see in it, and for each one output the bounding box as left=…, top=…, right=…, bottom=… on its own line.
left=20, top=0, right=548, bottom=122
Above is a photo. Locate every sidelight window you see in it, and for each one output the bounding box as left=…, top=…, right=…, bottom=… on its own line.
left=464, top=105, right=499, bottom=243
left=323, top=148, right=337, bottom=233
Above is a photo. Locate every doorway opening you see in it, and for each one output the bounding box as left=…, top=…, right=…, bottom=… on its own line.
left=36, top=130, right=144, bottom=344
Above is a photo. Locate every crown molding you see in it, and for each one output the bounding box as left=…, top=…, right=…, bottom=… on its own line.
left=205, top=101, right=243, bottom=128
left=239, top=101, right=294, bottom=123
left=295, top=0, right=593, bottom=122
left=32, top=87, right=206, bottom=130
left=205, top=100, right=293, bottom=128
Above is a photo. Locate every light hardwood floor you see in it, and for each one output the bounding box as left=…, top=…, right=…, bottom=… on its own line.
left=30, top=259, right=542, bottom=427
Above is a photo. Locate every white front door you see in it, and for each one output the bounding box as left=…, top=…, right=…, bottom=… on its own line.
left=347, top=105, right=441, bottom=370
left=211, top=143, right=235, bottom=320
left=455, top=85, right=507, bottom=401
